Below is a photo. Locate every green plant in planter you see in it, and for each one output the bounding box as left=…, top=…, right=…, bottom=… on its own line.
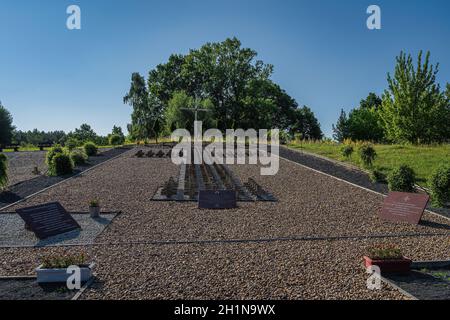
left=341, top=145, right=354, bottom=159
left=41, top=253, right=87, bottom=269
left=89, top=199, right=99, bottom=207
left=358, top=143, right=377, bottom=167
left=388, top=164, right=416, bottom=192
left=0, top=154, right=8, bottom=190
left=70, top=149, right=88, bottom=166
left=49, top=153, right=74, bottom=176
left=367, top=244, right=403, bottom=260
left=84, top=142, right=98, bottom=157
left=429, top=165, right=450, bottom=208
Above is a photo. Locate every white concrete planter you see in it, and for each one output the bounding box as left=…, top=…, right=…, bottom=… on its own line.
left=89, top=206, right=100, bottom=218
left=36, top=263, right=94, bottom=284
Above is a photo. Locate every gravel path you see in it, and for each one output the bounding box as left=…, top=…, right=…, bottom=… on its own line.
left=0, top=148, right=449, bottom=300
left=0, top=278, right=78, bottom=300
left=3, top=151, right=47, bottom=187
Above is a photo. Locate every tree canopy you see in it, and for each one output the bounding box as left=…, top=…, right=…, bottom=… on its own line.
left=380, top=51, right=449, bottom=144
left=0, top=102, right=15, bottom=146
left=124, top=38, right=322, bottom=140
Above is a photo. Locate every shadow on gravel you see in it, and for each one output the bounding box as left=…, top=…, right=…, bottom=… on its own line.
left=0, top=278, right=79, bottom=300
left=419, top=220, right=450, bottom=231
left=0, top=147, right=132, bottom=209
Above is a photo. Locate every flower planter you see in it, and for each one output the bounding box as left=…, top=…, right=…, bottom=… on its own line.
left=364, top=256, right=412, bottom=274
left=89, top=206, right=100, bottom=218
left=36, top=263, right=94, bottom=284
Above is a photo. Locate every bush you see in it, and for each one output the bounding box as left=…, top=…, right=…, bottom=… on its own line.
left=65, top=138, right=79, bottom=151
left=341, top=145, right=354, bottom=158
left=370, top=169, right=387, bottom=183
left=135, top=150, right=145, bottom=158
left=84, top=142, right=98, bottom=156
left=388, top=164, right=416, bottom=192
left=429, top=165, right=450, bottom=208
left=41, top=253, right=86, bottom=269
left=49, top=153, right=74, bottom=176
left=70, top=149, right=88, bottom=166
left=0, top=154, right=8, bottom=190
left=46, top=144, right=64, bottom=165
left=367, top=244, right=403, bottom=260
left=358, top=143, right=377, bottom=167
left=109, top=134, right=124, bottom=146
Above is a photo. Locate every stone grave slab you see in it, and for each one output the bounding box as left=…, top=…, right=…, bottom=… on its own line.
left=16, top=202, right=81, bottom=239
left=379, top=192, right=429, bottom=225
left=198, top=190, right=237, bottom=209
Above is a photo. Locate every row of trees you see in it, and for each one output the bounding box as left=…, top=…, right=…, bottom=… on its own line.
left=0, top=103, right=126, bottom=147
left=333, top=51, right=450, bottom=144
left=124, top=38, right=323, bottom=141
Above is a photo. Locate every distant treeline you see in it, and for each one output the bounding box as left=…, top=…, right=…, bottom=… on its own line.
left=10, top=124, right=126, bottom=147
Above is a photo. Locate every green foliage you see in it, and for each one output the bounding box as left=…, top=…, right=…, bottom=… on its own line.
left=65, top=137, right=79, bottom=151
left=0, top=102, right=15, bottom=146
left=429, top=165, right=450, bottom=208
left=89, top=199, right=100, bottom=207
left=70, top=149, right=88, bottom=166
left=332, top=109, right=349, bottom=142
left=125, top=38, right=322, bottom=139
left=12, top=129, right=66, bottom=146
left=358, top=143, right=377, bottom=167
left=346, top=107, right=384, bottom=142
left=0, top=154, right=8, bottom=190
left=360, top=92, right=382, bottom=110
left=380, top=51, right=450, bottom=144
left=49, top=153, right=74, bottom=176
left=109, top=134, right=124, bottom=146
left=340, top=145, right=354, bottom=158
left=46, top=144, right=64, bottom=165
left=388, top=164, right=416, bottom=192
left=67, top=124, right=98, bottom=144
left=367, top=244, right=403, bottom=260
left=370, top=169, right=387, bottom=183
left=41, top=253, right=86, bottom=269
left=84, top=142, right=98, bottom=156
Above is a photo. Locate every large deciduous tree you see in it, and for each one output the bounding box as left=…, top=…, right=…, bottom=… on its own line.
left=380, top=51, right=449, bottom=144
left=124, top=38, right=322, bottom=140
left=0, top=102, right=15, bottom=146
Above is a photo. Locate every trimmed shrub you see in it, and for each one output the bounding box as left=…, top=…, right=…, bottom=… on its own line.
left=49, top=153, right=74, bottom=176
left=46, top=144, right=64, bottom=165
left=429, top=165, right=450, bottom=208
left=70, top=149, right=88, bottom=166
left=135, top=150, right=145, bottom=158
left=109, top=134, right=124, bottom=146
left=65, top=138, right=79, bottom=151
left=341, top=145, right=354, bottom=158
left=358, top=143, right=377, bottom=167
left=388, top=164, right=416, bottom=192
left=370, top=169, right=387, bottom=183
left=84, top=142, right=98, bottom=157
left=0, top=154, right=8, bottom=190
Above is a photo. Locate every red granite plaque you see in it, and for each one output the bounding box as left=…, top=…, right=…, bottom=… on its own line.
left=379, top=192, right=429, bottom=225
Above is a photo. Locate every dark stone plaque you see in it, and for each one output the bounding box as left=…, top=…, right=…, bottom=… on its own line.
left=198, top=190, right=237, bottom=209
left=379, top=192, right=429, bottom=225
left=16, top=202, right=81, bottom=239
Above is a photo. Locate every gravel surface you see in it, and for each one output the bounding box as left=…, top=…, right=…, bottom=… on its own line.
left=0, top=278, right=79, bottom=300
left=0, top=213, right=117, bottom=247
left=0, top=147, right=449, bottom=300
left=0, top=147, right=132, bottom=209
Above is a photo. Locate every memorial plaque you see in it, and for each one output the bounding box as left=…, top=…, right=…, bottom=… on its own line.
left=379, top=192, right=429, bottom=225
left=16, top=202, right=81, bottom=239
left=198, top=190, right=237, bottom=209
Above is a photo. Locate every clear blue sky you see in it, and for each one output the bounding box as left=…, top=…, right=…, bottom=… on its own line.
left=1, top=0, right=449, bottom=137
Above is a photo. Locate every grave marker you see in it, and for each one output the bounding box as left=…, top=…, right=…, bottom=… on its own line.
left=16, top=202, right=81, bottom=239
left=198, top=190, right=237, bottom=209
left=379, top=192, right=429, bottom=225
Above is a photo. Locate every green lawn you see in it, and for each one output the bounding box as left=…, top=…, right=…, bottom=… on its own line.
left=288, top=142, right=450, bottom=187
